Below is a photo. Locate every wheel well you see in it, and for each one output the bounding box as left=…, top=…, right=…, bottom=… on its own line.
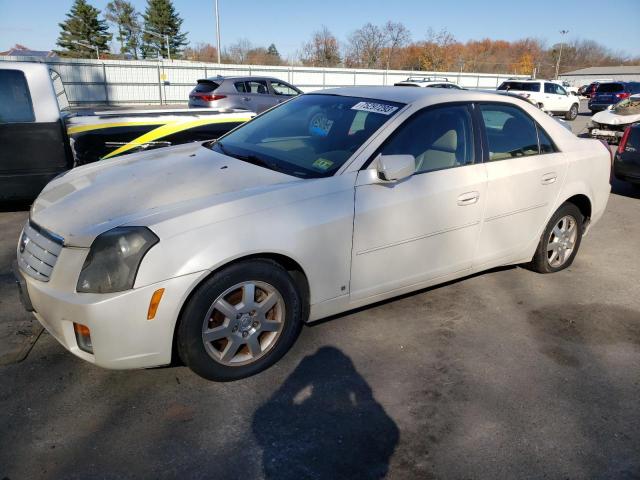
left=171, top=253, right=310, bottom=362
left=565, top=194, right=591, bottom=221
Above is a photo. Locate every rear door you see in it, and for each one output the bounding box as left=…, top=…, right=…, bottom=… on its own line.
left=0, top=68, right=69, bottom=200
left=474, top=103, right=568, bottom=268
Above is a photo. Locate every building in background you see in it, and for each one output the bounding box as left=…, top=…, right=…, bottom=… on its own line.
left=560, top=66, right=640, bottom=85
left=0, top=44, right=58, bottom=58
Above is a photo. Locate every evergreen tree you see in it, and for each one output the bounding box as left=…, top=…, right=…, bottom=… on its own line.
left=265, top=44, right=282, bottom=65
left=141, top=0, right=188, bottom=59
left=105, top=0, right=141, bottom=59
left=56, top=0, right=112, bottom=58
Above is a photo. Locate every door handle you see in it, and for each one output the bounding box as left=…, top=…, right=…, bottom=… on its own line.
left=243, top=97, right=250, bottom=101
left=541, top=172, right=557, bottom=185
left=457, top=191, right=480, bottom=206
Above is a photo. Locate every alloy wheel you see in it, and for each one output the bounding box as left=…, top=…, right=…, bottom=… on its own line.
left=546, top=215, right=578, bottom=268
left=201, top=281, right=285, bottom=366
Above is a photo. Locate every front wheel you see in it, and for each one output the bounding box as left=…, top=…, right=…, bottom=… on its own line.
left=177, top=259, right=304, bottom=381
left=565, top=103, right=579, bottom=120
left=529, top=203, right=584, bottom=273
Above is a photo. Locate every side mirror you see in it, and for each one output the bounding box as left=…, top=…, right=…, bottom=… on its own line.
left=376, top=154, right=415, bottom=182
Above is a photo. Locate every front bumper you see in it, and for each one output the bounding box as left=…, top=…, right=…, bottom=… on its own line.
left=19, top=248, right=205, bottom=369
left=589, top=128, right=626, bottom=143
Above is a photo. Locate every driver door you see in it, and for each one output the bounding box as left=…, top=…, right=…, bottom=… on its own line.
left=350, top=104, right=487, bottom=301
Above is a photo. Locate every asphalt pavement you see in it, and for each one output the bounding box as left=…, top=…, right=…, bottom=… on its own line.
left=0, top=100, right=638, bottom=480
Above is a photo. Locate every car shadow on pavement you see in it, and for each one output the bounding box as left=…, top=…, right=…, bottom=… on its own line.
left=251, top=346, right=399, bottom=480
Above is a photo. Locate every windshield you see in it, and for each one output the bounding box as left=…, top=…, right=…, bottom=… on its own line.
left=613, top=95, right=640, bottom=115
left=210, top=94, right=404, bottom=178
left=497, top=82, right=540, bottom=92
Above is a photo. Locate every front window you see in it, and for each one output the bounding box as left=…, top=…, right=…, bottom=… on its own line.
left=0, top=69, right=35, bottom=123
left=378, top=104, right=475, bottom=173
left=271, top=81, right=299, bottom=96
left=210, top=94, right=404, bottom=178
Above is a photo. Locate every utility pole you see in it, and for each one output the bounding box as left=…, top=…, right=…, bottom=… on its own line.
left=555, top=29, right=569, bottom=79
left=214, top=0, right=221, bottom=64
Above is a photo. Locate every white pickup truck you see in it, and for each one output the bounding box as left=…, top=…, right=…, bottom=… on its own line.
left=0, top=62, right=253, bottom=201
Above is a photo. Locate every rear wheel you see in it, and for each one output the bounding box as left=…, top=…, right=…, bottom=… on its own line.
left=529, top=203, right=584, bottom=273
left=565, top=103, right=579, bottom=120
left=177, top=259, right=304, bottom=381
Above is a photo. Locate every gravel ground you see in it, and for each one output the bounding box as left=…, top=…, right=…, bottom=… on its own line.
left=0, top=100, right=638, bottom=480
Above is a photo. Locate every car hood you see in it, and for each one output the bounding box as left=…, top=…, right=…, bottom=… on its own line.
left=31, top=142, right=298, bottom=247
left=592, top=108, right=640, bottom=126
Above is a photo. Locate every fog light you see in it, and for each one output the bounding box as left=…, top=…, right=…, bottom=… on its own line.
left=73, top=322, right=93, bottom=354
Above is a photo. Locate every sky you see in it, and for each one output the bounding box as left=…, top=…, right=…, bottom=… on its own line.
left=1, top=0, right=639, bottom=60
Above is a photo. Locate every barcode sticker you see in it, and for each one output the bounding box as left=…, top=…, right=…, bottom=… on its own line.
left=351, top=101, right=399, bottom=115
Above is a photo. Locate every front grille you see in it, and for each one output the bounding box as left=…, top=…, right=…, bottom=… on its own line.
left=17, top=221, right=64, bottom=282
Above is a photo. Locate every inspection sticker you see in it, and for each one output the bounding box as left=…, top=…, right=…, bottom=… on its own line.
left=312, top=158, right=334, bottom=170
left=351, top=101, right=399, bottom=115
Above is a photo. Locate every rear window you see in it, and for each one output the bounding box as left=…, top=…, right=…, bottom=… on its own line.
left=596, top=83, right=624, bottom=93
left=497, top=82, right=540, bottom=92
left=0, top=69, right=35, bottom=123
left=194, top=80, right=219, bottom=93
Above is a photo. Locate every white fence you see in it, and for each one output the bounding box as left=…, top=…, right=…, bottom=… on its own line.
left=0, top=56, right=527, bottom=106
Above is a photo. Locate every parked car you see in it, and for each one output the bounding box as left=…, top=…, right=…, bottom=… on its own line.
left=14, top=87, right=611, bottom=381
left=578, top=84, right=591, bottom=96
left=588, top=94, right=640, bottom=143
left=613, top=123, right=640, bottom=187
left=0, top=62, right=252, bottom=201
left=188, top=76, right=303, bottom=113
left=496, top=79, right=580, bottom=120
left=588, top=82, right=640, bottom=112
left=552, top=80, right=579, bottom=96
left=394, top=76, right=462, bottom=89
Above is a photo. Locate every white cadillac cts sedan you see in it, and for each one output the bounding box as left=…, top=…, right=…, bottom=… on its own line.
left=15, top=87, right=611, bottom=381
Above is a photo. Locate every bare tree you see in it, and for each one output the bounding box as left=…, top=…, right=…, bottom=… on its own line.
left=345, top=23, right=387, bottom=68
left=224, top=38, right=252, bottom=64
left=383, top=21, right=411, bottom=70
left=300, top=26, right=341, bottom=67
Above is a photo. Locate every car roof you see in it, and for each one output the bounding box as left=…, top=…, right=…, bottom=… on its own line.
left=311, top=86, right=530, bottom=108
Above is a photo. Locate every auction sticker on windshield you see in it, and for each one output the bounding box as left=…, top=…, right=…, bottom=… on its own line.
left=351, top=101, right=399, bottom=115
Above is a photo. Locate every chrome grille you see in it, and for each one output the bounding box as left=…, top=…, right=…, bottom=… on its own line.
left=17, top=221, right=64, bottom=282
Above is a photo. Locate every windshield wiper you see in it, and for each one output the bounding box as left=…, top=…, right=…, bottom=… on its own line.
left=216, top=142, right=282, bottom=173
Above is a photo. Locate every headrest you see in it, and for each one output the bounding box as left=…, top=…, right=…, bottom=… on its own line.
left=431, top=129, right=457, bottom=152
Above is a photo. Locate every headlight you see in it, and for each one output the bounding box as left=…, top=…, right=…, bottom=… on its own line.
left=77, top=227, right=159, bottom=293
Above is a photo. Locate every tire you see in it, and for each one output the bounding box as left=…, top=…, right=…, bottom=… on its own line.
left=565, top=103, right=579, bottom=120
left=177, top=259, right=304, bottom=381
left=529, top=202, right=584, bottom=274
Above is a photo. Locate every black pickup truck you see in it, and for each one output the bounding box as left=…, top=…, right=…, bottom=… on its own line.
left=0, top=62, right=253, bottom=201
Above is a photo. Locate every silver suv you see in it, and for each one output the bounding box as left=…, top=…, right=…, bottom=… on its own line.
left=188, top=76, right=302, bottom=113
